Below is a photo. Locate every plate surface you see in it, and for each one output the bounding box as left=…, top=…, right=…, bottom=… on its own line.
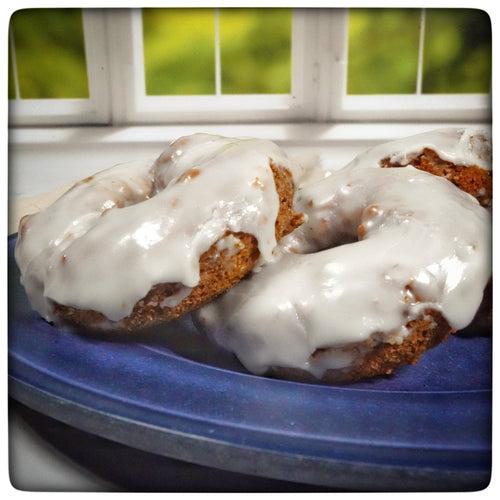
left=8, top=235, right=492, bottom=491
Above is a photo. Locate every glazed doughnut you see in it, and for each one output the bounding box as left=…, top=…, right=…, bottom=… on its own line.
left=15, top=134, right=303, bottom=332
left=196, top=128, right=492, bottom=383
left=347, top=127, right=492, bottom=207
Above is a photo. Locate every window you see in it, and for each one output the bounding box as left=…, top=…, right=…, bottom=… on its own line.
left=9, top=9, right=110, bottom=125
left=9, top=9, right=89, bottom=99
left=347, top=9, right=491, bottom=95
left=142, top=8, right=292, bottom=96
left=8, top=8, right=492, bottom=126
left=120, top=8, right=301, bottom=123
left=338, top=8, right=492, bottom=121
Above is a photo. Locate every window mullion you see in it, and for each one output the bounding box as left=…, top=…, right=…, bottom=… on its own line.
left=416, top=8, right=426, bottom=95
left=326, top=8, right=349, bottom=122
left=101, top=8, right=140, bottom=125
left=290, top=9, right=322, bottom=120
left=315, top=8, right=349, bottom=121
left=314, top=11, right=331, bottom=122
left=81, top=9, right=111, bottom=124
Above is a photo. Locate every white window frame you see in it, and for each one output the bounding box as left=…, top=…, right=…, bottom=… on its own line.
left=7, top=8, right=492, bottom=127
left=8, top=10, right=111, bottom=126
left=105, top=8, right=317, bottom=124
left=324, top=9, right=492, bottom=122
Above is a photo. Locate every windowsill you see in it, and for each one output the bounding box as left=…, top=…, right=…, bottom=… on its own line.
left=8, top=120, right=489, bottom=148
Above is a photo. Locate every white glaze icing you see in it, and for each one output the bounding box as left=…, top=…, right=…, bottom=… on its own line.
left=15, top=133, right=296, bottom=324
left=345, top=127, right=491, bottom=171
left=196, top=128, right=491, bottom=378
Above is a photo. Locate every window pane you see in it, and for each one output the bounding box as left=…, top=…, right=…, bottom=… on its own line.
left=142, top=8, right=216, bottom=95
left=10, top=9, right=89, bottom=99
left=347, top=8, right=421, bottom=95
left=422, top=9, right=491, bottom=94
left=219, top=8, right=292, bottom=94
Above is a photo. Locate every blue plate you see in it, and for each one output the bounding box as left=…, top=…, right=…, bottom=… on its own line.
left=8, top=235, right=492, bottom=491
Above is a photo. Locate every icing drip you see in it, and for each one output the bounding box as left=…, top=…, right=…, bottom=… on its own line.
left=197, top=129, right=491, bottom=378
left=15, top=134, right=295, bottom=323
left=346, top=127, right=491, bottom=171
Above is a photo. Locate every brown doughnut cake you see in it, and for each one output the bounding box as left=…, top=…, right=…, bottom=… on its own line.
left=341, top=127, right=492, bottom=208
left=381, top=147, right=492, bottom=208
left=269, top=309, right=451, bottom=383
left=15, top=134, right=303, bottom=333
left=196, top=128, right=492, bottom=383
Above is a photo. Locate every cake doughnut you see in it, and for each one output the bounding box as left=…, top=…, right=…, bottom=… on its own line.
left=346, top=127, right=492, bottom=207
left=196, top=128, right=491, bottom=383
left=15, top=134, right=303, bottom=332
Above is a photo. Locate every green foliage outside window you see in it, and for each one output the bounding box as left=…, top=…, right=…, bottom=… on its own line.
left=9, top=8, right=89, bottom=99
left=347, top=8, right=491, bottom=95
left=8, top=8, right=491, bottom=100
left=219, top=8, right=292, bottom=94
left=347, top=9, right=421, bottom=95
left=142, top=8, right=216, bottom=95
left=142, top=8, right=292, bottom=95
left=422, top=9, right=491, bottom=94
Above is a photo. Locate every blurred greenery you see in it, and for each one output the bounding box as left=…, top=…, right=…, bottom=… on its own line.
left=422, top=9, right=491, bottom=93
left=348, top=9, right=421, bottom=94
left=347, top=8, right=491, bottom=95
left=142, top=8, right=292, bottom=95
left=219, top=8, right=291, bottom=94
left=142, top=8, right=216, bottom=95
left=8, top=8, right=491, bottom=100
left=9, top=8, right=89, bottom=99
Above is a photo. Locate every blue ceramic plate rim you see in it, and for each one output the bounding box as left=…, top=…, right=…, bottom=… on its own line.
left=8, top=235, right=492, bottom=489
